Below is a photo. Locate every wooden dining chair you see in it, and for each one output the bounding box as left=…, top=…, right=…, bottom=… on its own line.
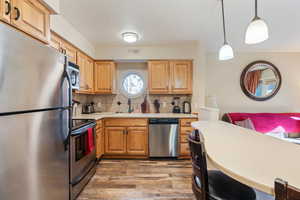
left=275, top=179, right=300, bottom=200
left=188, top=130, right=257, bottom=200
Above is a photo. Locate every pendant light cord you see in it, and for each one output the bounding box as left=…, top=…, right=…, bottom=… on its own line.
left=221, top=0, right=227, bottom=44
left=255, top=0, right=258, bottom=17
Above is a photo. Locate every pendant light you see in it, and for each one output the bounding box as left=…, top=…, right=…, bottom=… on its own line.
left=219, top=0, right=234, bottom=61
left=245, top=0, right=269, bottom=44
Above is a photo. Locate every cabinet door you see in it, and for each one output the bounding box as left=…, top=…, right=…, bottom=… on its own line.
left=94, top=61, right=116, bottom=94
left=126, top=127, right=148, bottom=156
left=85, top=57, right=94, bottom=93
left=96, top=120, right=104, bottom=158
left=148, top=61, right=170, bottom=94
left=96, top=129, right=101, bottom=158
left=49, top=32, right=61, bottom=51
left=0, top=0, right=11, bottom=23
left=100, top=128, right=105, bottom=156
left=77, top=52, right=88, bottom=92
left=96, top=129, right=105, bottom=158
left=61, top=42, right=77, bottom=64
left=105, top=127, right=127, bottom=155
left=170, top=61, right=193, bottom=94
left=180, top=143, right=190, bottom=156
left=11, top=0, right=50, bottom=43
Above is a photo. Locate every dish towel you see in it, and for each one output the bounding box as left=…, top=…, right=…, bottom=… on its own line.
left=85, top=128, right=94, bottom=155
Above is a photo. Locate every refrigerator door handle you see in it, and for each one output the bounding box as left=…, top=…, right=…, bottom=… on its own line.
left=63, top=57, right=72, bottom=151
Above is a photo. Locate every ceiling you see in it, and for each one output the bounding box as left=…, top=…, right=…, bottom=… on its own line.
left=60, top=0, right=300, bottom=52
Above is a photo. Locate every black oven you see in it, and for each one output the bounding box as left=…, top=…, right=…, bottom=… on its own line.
left=70, top=119, right=97, bottom=200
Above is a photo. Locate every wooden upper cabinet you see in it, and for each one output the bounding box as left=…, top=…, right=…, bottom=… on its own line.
left=61, top=42, right=77, bottom=64
left=77, top=52, right=93, bottom=93
left=50, top=32, right=78, bottom=64
left=148, top=60, right=193, bottom=94
left=85, top=57, right=94, bottom=92
left=94, top=61, right=116, bottom=94
left=148, top=61, right=170, bottom=94
left=105, top=127, right=127, bottom=155
left=11, top=0, right=50, bottom=43
left=49, top=32, right=61, bottom=51
left=0, top=0, right=11, bottom=23
left=126, top=127, right=148, bottom=156
left=170, top=61, right=193, bottom=94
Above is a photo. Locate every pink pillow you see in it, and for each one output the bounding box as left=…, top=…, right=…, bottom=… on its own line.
left=235, top=118, right=255, bottom=130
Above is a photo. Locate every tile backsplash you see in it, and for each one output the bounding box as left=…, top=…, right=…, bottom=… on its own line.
left=73, top=93, right=191, bottom=114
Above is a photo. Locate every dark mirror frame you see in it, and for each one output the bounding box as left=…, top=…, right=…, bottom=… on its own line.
left=240, top=60, right=282, bottom=101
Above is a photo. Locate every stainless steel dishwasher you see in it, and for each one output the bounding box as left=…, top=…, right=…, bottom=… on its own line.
left=149, top=118, right=179, bottom=157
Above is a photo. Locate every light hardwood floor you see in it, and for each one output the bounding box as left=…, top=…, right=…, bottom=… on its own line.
left=77, top=159, right=196, bottom=200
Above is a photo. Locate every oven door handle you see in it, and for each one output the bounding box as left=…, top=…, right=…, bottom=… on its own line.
left=71, top=122, right=96, bottom=136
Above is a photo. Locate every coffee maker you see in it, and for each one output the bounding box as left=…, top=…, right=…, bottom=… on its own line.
left=172, top=97, right=181, bottom=113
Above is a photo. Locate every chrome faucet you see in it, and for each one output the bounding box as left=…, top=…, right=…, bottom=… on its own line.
left=128, top=98, right=134, bottom=113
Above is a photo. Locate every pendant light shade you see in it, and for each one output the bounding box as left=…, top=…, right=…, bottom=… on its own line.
left=219, top=43, right=234, bottom=61
left=245, top=0, right=269, bottom=44
left=218, top=0, right=234, bottom=61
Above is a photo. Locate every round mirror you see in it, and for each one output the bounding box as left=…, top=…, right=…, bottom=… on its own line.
left=240, top=61, right=281, bottom=101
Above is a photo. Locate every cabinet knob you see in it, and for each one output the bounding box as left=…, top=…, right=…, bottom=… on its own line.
left=14, top=7, right=20, bottom=20
left=5, top=1, right=11, bottom=15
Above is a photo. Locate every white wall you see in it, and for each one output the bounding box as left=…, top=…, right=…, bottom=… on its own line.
left=42, top=0, right=60, bottom=13
left=95, top=42, right=207, bottom=112
left=206, top=52, right=300, bottom=115
left=50, top=15, right=96, bottom=57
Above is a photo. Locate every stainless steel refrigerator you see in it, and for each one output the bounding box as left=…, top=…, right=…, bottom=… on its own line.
left=0, top=24, right=71, bottom=199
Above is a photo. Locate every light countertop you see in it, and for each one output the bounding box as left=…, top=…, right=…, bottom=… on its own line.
left=73, top=112, right=198, bottom=120
left=192, top=120, right=300, bottom=195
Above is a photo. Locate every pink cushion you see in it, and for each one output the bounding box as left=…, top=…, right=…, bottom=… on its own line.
left=226, top=113, right=300, bottom=134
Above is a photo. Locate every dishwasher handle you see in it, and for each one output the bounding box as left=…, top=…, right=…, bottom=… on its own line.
left=149, top=118, right=179, bottom=124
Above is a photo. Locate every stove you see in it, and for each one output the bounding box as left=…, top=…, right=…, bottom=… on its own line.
left=70, top=119, right=97, bottom=199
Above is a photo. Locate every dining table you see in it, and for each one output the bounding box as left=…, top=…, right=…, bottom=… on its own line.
left=191, top=121, right=300, bottom=195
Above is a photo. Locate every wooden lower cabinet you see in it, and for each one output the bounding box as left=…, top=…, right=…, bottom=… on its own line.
left=180, top=143, right=190, bottom=156
left=102, top=117, right=197, bottom=159
left=96, top=120, right=104, bottom=159
left=104, top=119, right=149, bottom=158
left=179, top=118, right=198, bottom=158
left=105, top=127, right=127, bottom=155
left=126, top=127, right=148, bottom=156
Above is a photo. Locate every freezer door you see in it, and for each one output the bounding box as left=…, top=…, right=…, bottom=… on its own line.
left=0, top=23, right=67, bottom=113
left=0, top=109, right=69, bottom=200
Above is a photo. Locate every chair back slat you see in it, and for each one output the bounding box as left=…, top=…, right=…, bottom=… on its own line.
left=188, top=130, right=209, bottom=200
left=275, top=179, right=300, bottom=200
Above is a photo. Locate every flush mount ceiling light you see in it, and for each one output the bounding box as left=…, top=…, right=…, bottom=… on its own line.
left=122, top=32, right=139, bottom=43
left=245, top=0, right=269, bottom=44
left=219, top=0, right=234, bottom=61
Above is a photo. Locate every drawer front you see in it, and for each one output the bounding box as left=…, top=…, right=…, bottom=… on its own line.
left=180, top=135, right=189, bottom=143
left=105, top=118, right=148, bottom=127
left=180, top=118, right=197, bottom=127
left=180, top=143, right=190, bottom=156
left=180, top=127, right=194, bottom=136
